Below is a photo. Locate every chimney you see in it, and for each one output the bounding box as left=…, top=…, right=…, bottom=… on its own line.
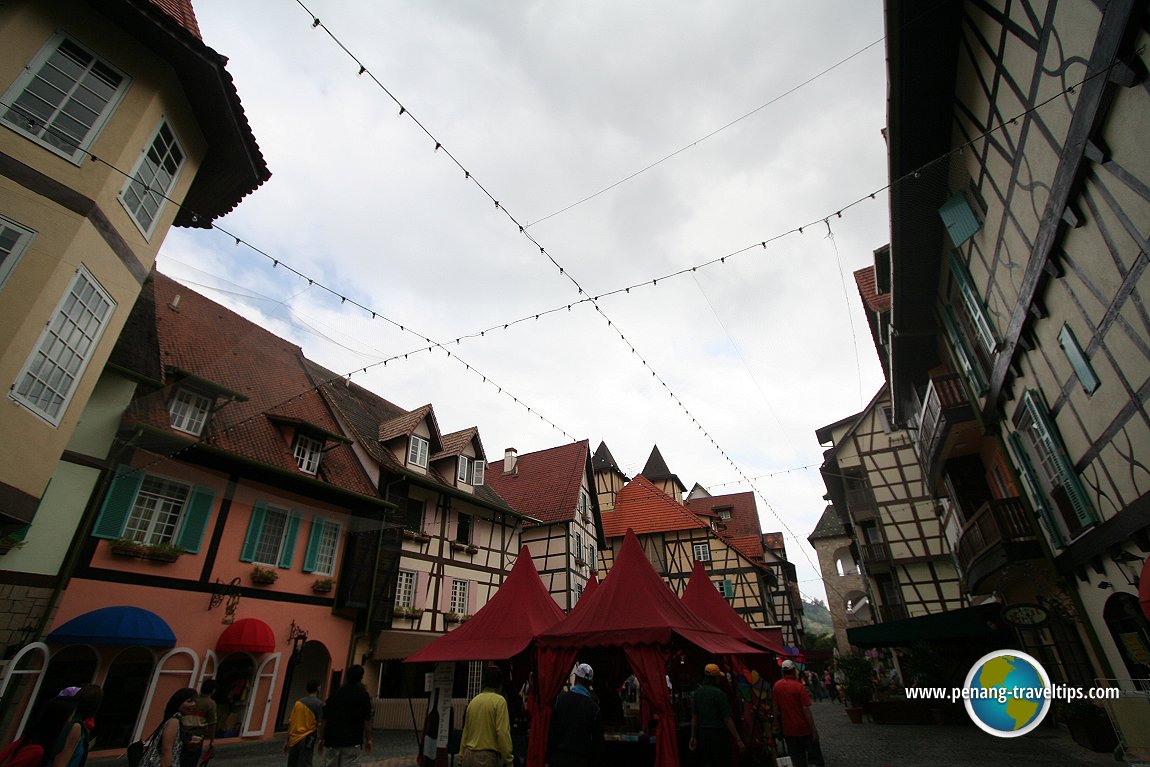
left=503, top=448, right=518, bottom=476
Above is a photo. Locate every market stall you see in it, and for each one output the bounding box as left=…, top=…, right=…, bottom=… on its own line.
left=531, top=530, right=764, bottom=767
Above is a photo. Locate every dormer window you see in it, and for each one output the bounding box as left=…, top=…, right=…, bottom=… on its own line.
left=408, top=435, right=429, bottom=468
left=715, top=506, right=733, bottom=520
left=169, top=388, right=212, bottom=435
left=457, top=456, right=485, bottom=485
left=293, top=433, right=324, bottom=475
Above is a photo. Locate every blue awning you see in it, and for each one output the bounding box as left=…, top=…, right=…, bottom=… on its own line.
left=47, top=606, right=176, bottom=647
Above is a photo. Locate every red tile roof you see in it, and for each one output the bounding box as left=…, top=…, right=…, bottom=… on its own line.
left=378, top=405, right=439, bottom=446
left=432, top=427, right=484, bottom=462
left=854, top=266, right=891, bottom=313
left=145, top=0, right=201, bottom=39
left=601, top=475, right=711, bottom=538
left=482, top=441, right=590, bottom=525
left=685, top=490, right=767, bottom=560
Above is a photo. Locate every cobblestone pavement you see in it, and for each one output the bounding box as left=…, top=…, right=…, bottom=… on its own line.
left=89, top=700, right=1122, bottom=767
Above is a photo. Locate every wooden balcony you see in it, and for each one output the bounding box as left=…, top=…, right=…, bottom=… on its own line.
left=955, top=497, right=1041, bottom=594
left=859, top=541, right=891, bottom=569
left=914, top=373, right=976, bottom=484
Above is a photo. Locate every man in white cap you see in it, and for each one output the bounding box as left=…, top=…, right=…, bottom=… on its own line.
left=546, top=663, right=602, bottom=767
left=772, top=659, right=819, bottom=767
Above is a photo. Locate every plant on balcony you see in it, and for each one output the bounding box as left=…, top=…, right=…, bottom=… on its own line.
left=250, top=566, right=278, bottom=585
left=444, top=611, right=470, bottom=624
left=0, top=534, right=26, bottom=555
left=109, top=538, right=183, bottom=562
left=312, top=577, right=334, bottom=593
left=393, top=605, right=424, bottom=620
left=451, top=541, right=479, bottom=555
left=402, top=528, right=431, bottom=544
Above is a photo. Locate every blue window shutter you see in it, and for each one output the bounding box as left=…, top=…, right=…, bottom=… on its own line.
left=948, top=252, right=998, bottom=354
left=1022, top=391, right=1095, bottom=528
left=941, top=306, right=987, bottom=394
left=240, top=502, right=266, bottom=562
left=93, top=465, right=145, bottom=539
left=1007, top=432, right=1065, bottom=549
left=939, top=191, right=982, bottom=247
left=278, top=512, right=302, bottom=569
left=302, top=518, right=323, bottom=573
left=1058, top=324, right=1101, bottom=395
left=175, top=485, right=215, bottom=553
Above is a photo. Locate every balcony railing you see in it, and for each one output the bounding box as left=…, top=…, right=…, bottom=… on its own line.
left=859, top=541, right=890, bottom=564
left=914, top=373, right=974, bottom=476
left=955, top=497, right=1036, bottom=576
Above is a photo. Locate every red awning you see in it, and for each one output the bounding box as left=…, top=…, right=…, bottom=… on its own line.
left=217, top=618, right=276, bottom=654
left=1140, top=557, right=1150, bottom=621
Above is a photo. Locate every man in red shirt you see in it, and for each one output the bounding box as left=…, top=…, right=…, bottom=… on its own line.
left=772, top=660, right=819, bottom=767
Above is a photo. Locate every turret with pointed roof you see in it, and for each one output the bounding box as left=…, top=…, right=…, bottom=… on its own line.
left=641, top=445, right=687, bottom=501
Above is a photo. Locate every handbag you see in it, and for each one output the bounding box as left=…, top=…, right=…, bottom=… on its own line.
left=127, top=719, right=169, bottom=767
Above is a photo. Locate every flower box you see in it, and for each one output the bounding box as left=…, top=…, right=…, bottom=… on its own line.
left=250, top=567, right=278, bottom=585
left=110, top=540, right=182, bottom=562
left=394, top=607, right=424, bottom=620
left=312, top=578, right=334, bottom=593
left=451, top=542, right=479, bottom=555
left=402, top=529, right=432, bottom=544
left=444, top=612, right=470, bottom=624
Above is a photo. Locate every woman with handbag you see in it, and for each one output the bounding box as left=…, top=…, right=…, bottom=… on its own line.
left=154, top=689, right=199, bottom=767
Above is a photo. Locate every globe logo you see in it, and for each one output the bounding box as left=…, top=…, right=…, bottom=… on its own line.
left=963, top=650, right=1051, bottom=737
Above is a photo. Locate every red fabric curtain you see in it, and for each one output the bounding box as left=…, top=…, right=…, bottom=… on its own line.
left=527, top=645, right=577, bottom=767
left=623, top=645, right=677, bottom=767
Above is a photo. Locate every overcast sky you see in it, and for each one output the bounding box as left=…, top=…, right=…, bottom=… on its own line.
left=158, top=1, right=890, bottom=607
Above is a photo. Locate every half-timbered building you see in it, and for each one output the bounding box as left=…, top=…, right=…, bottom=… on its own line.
left=482, top=441, right=605, bottom=611
left=882, top=0, right=1149, bottom=686
left=592, top=441, right=629, bottom=516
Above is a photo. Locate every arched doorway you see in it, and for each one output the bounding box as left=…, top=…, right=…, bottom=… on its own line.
left=277, top=641, right=331, bottom=730
left=1104, top=592, right=1150, bottom=690
left=215, top=653, right=256, bottom=737
left=31, top=645, right=98, bottom=728
left=98, top=647, right=156, bottom=748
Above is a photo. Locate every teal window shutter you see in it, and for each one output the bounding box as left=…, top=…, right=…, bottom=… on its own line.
left=1007, top=432, right=1065, bottom=549
left=941, top=306, right=987, bottom=394
left=1022, top=390, right=1096, bottom=529
left=93, top=465, right=145, bottom=539
left=948, top=252, right=998, bottom=354
left=240, top=502, right=267, bottom=562
left=1058, top=324, right=1100, bottom=395
left=939, top=191, right=982, bottom=247
left=302, top=518, right=324, bottom=573
left=278, top=512, right=302, bottom=569
left=175, top=485, right=216, bottom=553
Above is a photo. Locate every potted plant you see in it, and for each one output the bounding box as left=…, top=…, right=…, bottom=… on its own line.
left=312, top=577, right=334, bottom=593
left=837, top=655, right=874, bottom=723
left=250, top=566, right=278, bottom=585
left=444, top=611, right=469, bottom=624
left=141, top=542, right=184, bottom=563
left=402, top=528, right=431, bottom=543
left=394, top=606, right=423, bottom=620
left=109, top=538, right=148, bottom=558
left=1056, top=699, right=1118, bottom=753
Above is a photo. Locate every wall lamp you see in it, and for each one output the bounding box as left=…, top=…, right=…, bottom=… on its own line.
left=1111, top=551, right=1144, bottom=587
left=1097, top=581, right=1114, bottom=590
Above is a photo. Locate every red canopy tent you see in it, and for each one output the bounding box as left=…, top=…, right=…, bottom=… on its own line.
left=405, top=545, right=565, bottom=663
left=531, top=530, right=762, bottom=767
left=681, top=560, right=787, bottom=656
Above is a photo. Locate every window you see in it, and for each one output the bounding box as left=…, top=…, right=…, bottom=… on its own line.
left=693, top=542, right=711, bottom=562
left=715, top=506, right=733, bottom=520
left=92, top=465, right=214, bottom=552
left=1058, top=324, right=1100, bottom=395
left=1011, top=390, right=1096, bottom=544
left=574, top=532, right=583, bottom=558
left=588, top=543, right=596, bottom=566
left=121, top=121, right=185, bottom=236
left=575, top=582, right=584, bottom=602
left=450, top=578, right=469, bottom=614
left=941, top=305, right=988, bottom=394
left=718, top=579, right=735, bottom=599
left=949, top=252, right=998, bottom=357
left=457, top=456, right=485, bottom=485
left=2, top=35, right=128, bottom=162
left=11, top=266, right=115, bottom=425
left=408, top=435, right=429, bottom=468
left=303, top=517, right=340, bottom=575
left=293, top=433, right=324, bottom=475
left=0, top=215, right=34, bottom=290
left=578, top=490, right=590, bottom=516
left=455, top=513, right=472, bottom=545
left=169, top=388, right=212, bottom=435
left=240, top=503, right=301, bottom=568
left=395, top=570, right=415, bottom=608
left=938, top=190, right=983, bottom=247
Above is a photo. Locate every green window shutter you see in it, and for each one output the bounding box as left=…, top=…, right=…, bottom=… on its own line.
left=941, top=306, right=987, bottom=394
left=302, top=518, right=324, bottom=573
left=240, top=502, right=267, bottom=562
left=175, top=485, right=215, bottom=553
left=278, top=512, right=302, bottom=569
left=939, top=191, right=982, bottom=247
left=948, top=252, right=998, bottom=354
left=1007, top=432, right=1065, bottom=549
left=1022, top=391, right=1095, bottom=528
left=92, top=465, right=145, bottom=539
left=1058, top=324, right=1100, bottom=395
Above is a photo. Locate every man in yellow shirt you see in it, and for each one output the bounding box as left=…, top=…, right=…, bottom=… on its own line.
left=458, top=667, right=513, bottom=767
left=284, top=680, right=324, bottom=767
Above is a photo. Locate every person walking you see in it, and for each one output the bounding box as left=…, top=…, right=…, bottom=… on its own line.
left=317, top=666, right=373, bottom=767
left=155, top=688, right=199, bottom=767
left=689, top=663, right=745, bottom=767
left=181, top=681, right=217, bottom=767
left=545, top=663, right=602, bottom=767
left=54, top=685, right=102, bottom=767
left=458, top=666, right=513, bottom=767
left=823, top=670, right=838, bottom=704
left=772, top=660, right=819, bottom=767
left=284, top=681, right=325, bottom=767
left=0, top=695, right=76, bottom=767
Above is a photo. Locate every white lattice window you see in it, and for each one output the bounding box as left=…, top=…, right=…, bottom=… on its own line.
left=693, top=543, right=711, bottom=562
left=457, top=456, right=485, bottom=485
left=124, top=475, right=190, bottom=546
left=121, top=121, right=185, bottom=236
left=395, top=570, right=415, bottom=608
left=252, top=506, right=290, bottom=566
left=293, top=433, right=324, bottom=475
left=450, top=578, right=469, bottom=614
left=11, top=266, right=114, bottom=425
left=408, top=435, right=429, bottom=468
left=0, top=215, right=34, bottom=290
left=169, top=388, right=212, bottom=435
left=1, top=35, right=128, bottom=162
left=307, top=518, right=340, bottom=575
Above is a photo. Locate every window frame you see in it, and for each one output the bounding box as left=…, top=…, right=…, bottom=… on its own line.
left=693, top=542, right=712, bottom=562
left=122, top=474, right=191, bottom=546
left=450, top=578, right=469, bottom=615
left=10, top=265, right=115, bottom=425
left=302, top=516, right=340, bottom=576
left=455, top=513, right=472, bottom=545
left=395, top=569, right=416, bottom=609
left=0, top=215, right=35, bottom=291
left=1, top=33, right=130, bottom=164
left=92, top=465, right=214, bottom=553
left=120, top=119, right=186, bottom=238
left=168, top=387, right=213, bottom=436
left=240, top=502, right=301, bottom=569
left=456, top=455, right=485, bottom=485
left=293, top=432, right=325, bottom=475
left=408, top=435, right=429, bottom=468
